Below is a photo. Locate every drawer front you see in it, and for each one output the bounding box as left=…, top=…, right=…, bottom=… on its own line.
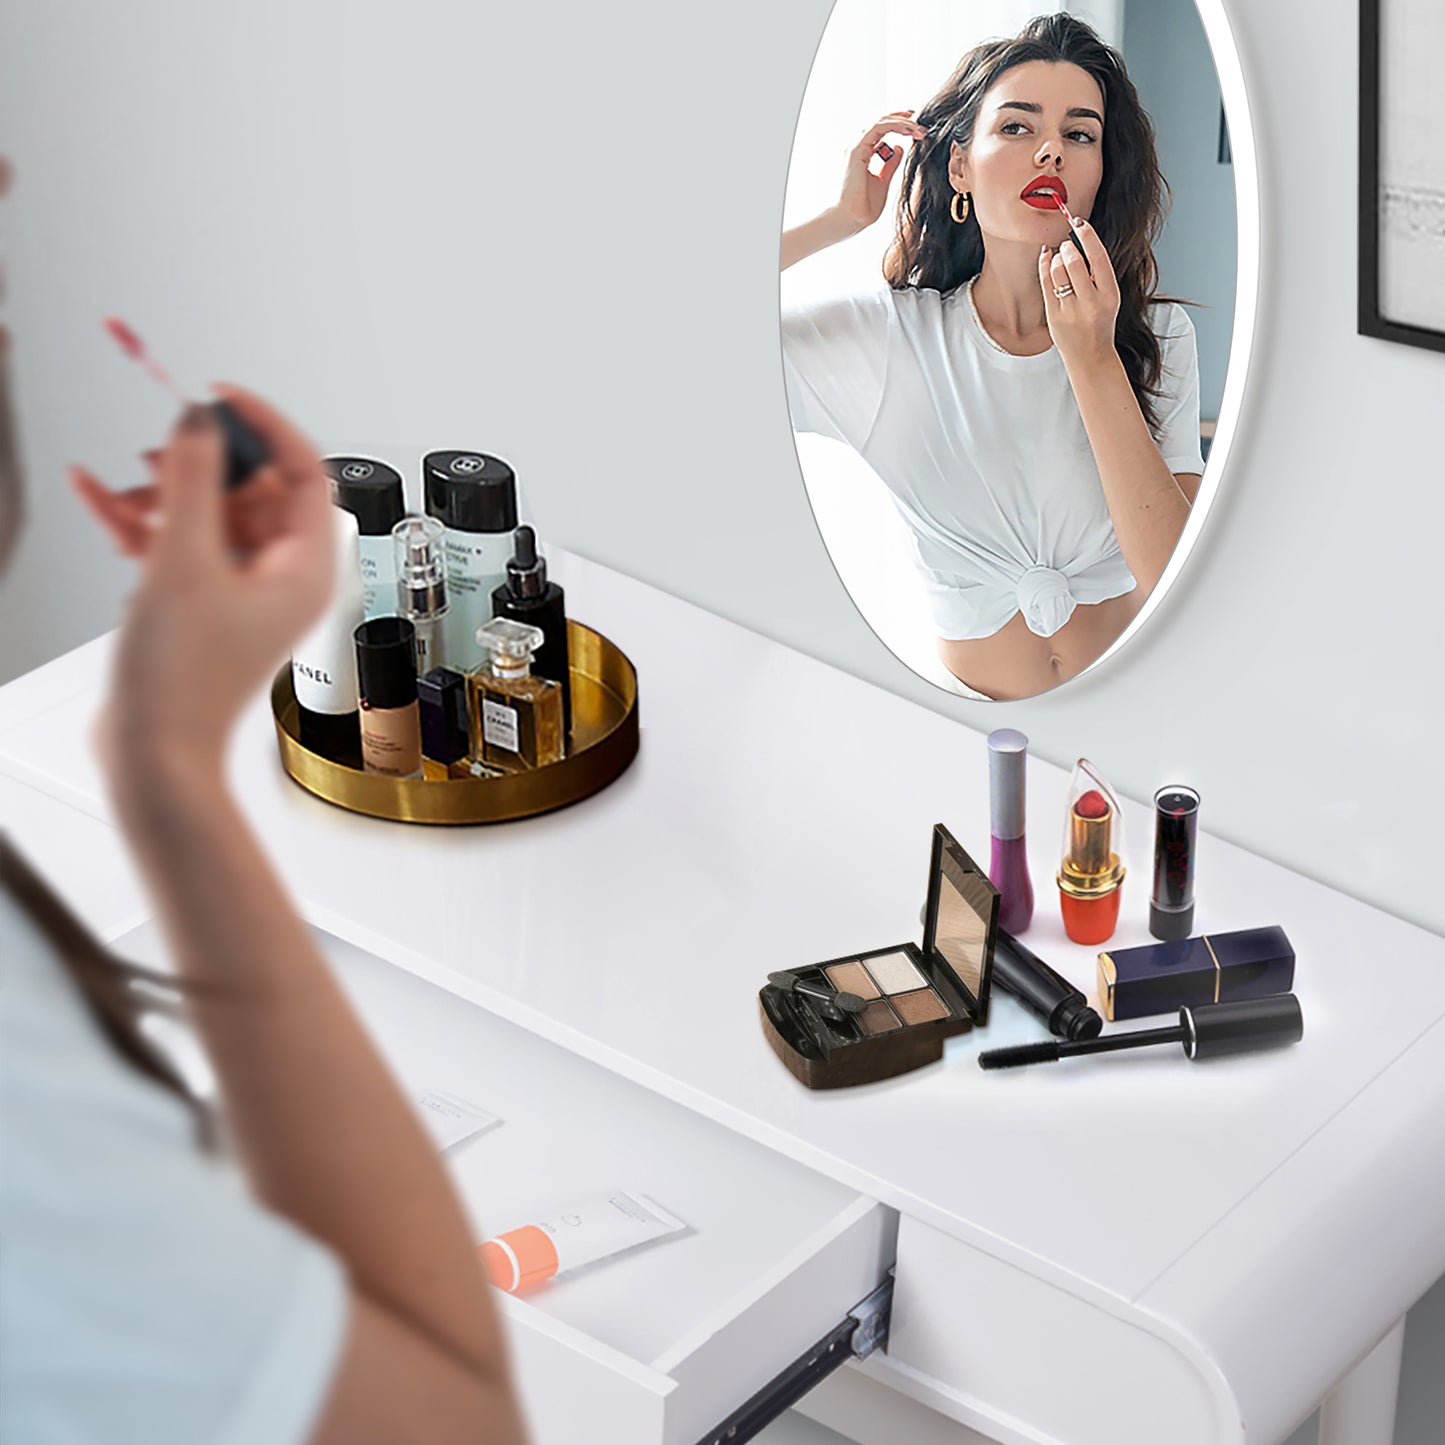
left=106, top=909, right=897, bottom=1445
left=656, top=1195, right=895, bottom=1445
left=887, top=1215, right=1225, bottom=1445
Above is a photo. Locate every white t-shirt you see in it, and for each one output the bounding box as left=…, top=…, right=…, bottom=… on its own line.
left=781, top=280, right=1206, bottom=640
left=0, top=858, right=349, bottom=1445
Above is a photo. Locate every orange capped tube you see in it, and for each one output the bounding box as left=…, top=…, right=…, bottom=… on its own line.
left=1056, top=759, right=1126, bottom=945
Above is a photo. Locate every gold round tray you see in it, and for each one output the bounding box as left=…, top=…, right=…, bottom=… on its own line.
left=272, top=619, right=639, bottom=825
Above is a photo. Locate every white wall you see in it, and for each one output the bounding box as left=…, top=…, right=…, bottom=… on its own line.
left=1, top=2, right=1442, bottom=1434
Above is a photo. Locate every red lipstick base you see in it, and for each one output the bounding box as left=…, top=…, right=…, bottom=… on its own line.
left=1059, top=885, right=1122, bottom=945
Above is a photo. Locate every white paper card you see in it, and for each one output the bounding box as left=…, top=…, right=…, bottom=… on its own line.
left=413, top=1087, right=503, bottom=1152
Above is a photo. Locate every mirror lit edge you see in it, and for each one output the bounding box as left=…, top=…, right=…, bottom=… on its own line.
left=1081, top=0, right=1261, bottom=686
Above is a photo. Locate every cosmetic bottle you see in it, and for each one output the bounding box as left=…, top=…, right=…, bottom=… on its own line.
left=354, top=617, right=423, bottom=779
left=210, top=400, right=271, bottom=490
left=986, top=729, right=1034, bottom=933
left=418, top=667, right=499, bottom=780
left=393, top=515, right=450, bottom=676
left=491, top=525, right=571, bottom=737
left=1151, top=785, right=1200, bottom=940
left=424, top=451, right=518, bottom=672
left=979, top=994, right=1305, bottom=1072
left=1056, top=759, right=1126, bottom=945
left=324, top=456, right=405, bottom=620
left=290, top=507, right=364, bottom=767
left=468, top=619, right=564, bottom=772
left=991, top=930, right=1101, bottom=1041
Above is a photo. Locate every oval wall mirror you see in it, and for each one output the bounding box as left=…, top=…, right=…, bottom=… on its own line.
left=780, top=0, right=1257, bottom=701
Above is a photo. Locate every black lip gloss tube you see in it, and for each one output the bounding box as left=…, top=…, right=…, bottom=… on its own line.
left=1151, top=785, right=1200, bottom=941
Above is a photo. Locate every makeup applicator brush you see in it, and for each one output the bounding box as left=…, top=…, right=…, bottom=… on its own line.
left=768, top=971, right=869, bottom=1024
left=978, top=994, right=1303, bottom=1071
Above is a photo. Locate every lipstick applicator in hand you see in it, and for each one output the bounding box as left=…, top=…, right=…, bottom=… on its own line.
left=1050, top=192, right=1081, bottom=232
left=102, top=317, right=269, bottom=489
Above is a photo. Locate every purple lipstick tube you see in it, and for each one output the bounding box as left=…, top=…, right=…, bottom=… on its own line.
left=987, top=728, right=1035, bottom=934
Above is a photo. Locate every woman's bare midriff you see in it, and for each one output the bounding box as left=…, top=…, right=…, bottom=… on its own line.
left=937, top=591, right=1144, bottom=700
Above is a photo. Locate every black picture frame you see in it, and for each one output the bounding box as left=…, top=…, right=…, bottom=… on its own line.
left=1358, top=0, right=1445, bottom=353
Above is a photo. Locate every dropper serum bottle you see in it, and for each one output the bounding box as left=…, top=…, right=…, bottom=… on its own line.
left=468, top=619, right=564, bottom=772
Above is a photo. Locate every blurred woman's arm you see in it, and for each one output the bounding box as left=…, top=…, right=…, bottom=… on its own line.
left=77, top=395, right=527, bottom=1445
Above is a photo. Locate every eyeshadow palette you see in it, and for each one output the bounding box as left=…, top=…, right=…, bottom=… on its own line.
left=759, top=824, right=1000, bottom=1089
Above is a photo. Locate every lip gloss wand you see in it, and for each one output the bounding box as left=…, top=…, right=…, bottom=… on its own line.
left=101, top=317, right=270, bottom=489
left=1050, top=193, right=1081, bottom=231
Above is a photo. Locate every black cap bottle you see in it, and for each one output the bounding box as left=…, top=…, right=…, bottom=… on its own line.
left=353, top=617, right=423, bottom=779
left=423, top=451, right=518, bottom=672
left=490, top=525, right=570, bottom=737
left=324, top=457, right=406, bottom=620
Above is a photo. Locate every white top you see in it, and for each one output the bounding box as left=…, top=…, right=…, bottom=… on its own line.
left=0, top=860, right=348, bottom=1445
left=781, top=281, right=1206, bottom=639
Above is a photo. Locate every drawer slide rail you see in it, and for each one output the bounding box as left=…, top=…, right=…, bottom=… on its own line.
left=691, top=1273, right=893, bottom=1445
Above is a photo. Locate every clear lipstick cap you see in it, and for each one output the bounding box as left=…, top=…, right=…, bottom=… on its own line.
left=1059, top=758, right=1125, bottom=891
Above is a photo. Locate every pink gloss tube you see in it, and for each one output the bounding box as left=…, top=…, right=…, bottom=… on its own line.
left=987, top=728, right=1034, bottom=934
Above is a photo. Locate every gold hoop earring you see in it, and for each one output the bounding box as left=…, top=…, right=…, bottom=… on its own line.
left=950, top=191, right=971, bottom=224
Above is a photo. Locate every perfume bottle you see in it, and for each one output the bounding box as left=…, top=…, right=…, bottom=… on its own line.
left=1056, top=759, right=1126, bottom=945
left=491, top=525, right=571, bottom=738
left=394, top=515, right=449, bottom=677
left=467, top=619, right=564, bottom=772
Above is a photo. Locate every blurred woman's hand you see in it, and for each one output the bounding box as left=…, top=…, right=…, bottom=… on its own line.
left=834, top=111, right=926, bottom=234
left=71, top=387, right=334, bottom=782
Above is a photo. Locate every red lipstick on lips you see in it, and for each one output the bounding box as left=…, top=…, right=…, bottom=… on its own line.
left=1021, top=174, right=1069, bottom=211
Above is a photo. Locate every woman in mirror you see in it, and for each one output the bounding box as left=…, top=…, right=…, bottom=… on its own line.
left=782, top=13, right=1204, bottom=701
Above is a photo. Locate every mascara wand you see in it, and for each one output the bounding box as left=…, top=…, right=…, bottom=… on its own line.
left=979, top=994, right=1303, bottom=1071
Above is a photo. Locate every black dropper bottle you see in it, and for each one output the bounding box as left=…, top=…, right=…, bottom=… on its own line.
left=491, top=525, right=571, bottom=736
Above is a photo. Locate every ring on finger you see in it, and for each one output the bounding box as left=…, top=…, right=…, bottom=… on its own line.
left=1053, top=283, right=1075, bottom=299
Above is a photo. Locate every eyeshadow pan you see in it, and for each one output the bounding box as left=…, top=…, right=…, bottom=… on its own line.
left=864, top=949, right=926, bottom=995
left=857, top=999, right=902, bottom=1036
left=892, top=987, right=951, bottom=1025
left=825, top=960, right=881, bottom=1000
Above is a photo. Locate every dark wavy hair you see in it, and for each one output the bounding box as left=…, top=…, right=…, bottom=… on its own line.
left=883, top=13, right=1174, bottom=432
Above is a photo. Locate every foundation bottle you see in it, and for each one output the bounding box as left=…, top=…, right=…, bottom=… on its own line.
left=354, top=617, right=424, bottom=779
left=467, top=620, right=564, bottom=772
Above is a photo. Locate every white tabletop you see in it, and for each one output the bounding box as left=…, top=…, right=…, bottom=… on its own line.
left=2, top=547, right=1443, bottom=1327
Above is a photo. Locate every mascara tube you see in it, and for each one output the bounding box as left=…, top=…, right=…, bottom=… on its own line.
left=990, top=929, right=1102, bottom=1041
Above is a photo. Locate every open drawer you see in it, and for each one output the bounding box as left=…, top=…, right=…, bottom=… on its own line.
left=111, top=918, right=898, bottom=1445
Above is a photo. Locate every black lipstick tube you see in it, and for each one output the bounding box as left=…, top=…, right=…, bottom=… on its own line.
left=990, top=930, right=1102, bottom=1041
left=1151, top=786, right=1200, bottom=940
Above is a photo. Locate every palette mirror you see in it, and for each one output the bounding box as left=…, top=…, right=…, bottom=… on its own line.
left=780, top=0, right=1255, bottom=701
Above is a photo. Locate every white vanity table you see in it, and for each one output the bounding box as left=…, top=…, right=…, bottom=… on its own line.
left=3, top=548, right=1443, bottom=1445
